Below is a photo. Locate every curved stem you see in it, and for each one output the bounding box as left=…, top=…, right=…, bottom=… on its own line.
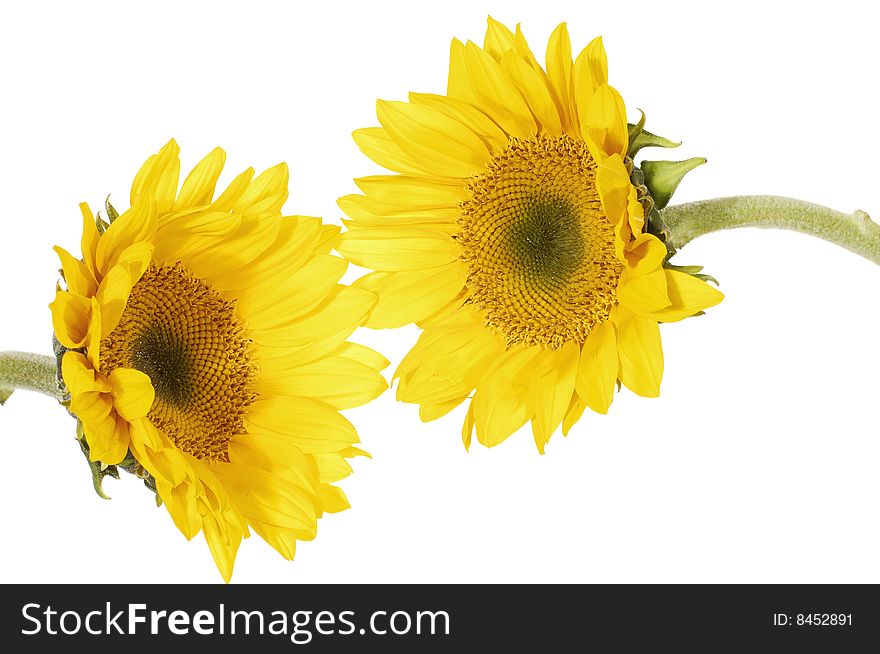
left=0, top=351, right=64, bottom=404
left=662, top=196, right=880, bottom=265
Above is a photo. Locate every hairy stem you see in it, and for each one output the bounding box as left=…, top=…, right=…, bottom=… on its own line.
left=0, top=351, right=64, bottom=404
left=662, top=196, right=880, bottom=265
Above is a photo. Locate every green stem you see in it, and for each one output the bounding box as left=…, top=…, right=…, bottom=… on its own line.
left=0, top=351, right=64, bottom=404
left=662, top=196, right=880, bottom=265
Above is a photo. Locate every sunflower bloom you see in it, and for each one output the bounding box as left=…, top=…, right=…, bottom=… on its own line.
left=49, top=140, right=387, bottom=580
left=338, top=19, right=723, bottom=452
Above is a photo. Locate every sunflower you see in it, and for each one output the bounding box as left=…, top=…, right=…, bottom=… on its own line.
left=338, top=18, right=724, bottom=452
left=49, top=140, right=387, bottom=580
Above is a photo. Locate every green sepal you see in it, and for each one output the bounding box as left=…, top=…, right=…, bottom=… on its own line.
left=94, top=196, right=118, bottom=234
left=105, top=196, right=119, bottom=223
left=76, top=422, right=119, bottom=500
left=0, top=388, right=12, bottom=405
left=690, top=273, right=719, bottom=285
left=627, top=110, right=647, bottom=145
left=628, top=128, right=681, bottom=159
left=640, top=157, right=707, bottom=210
left=663, top=261, right=720, bottom=285
left=95, top=214, right=110, bottom=235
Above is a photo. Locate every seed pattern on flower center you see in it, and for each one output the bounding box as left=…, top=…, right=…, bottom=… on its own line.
left=100, top=263, right=257, bottom=462
left=458, top=135, right=622, bottom=349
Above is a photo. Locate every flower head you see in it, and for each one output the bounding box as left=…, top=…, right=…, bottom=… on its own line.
left=50, top=140, right=387, bottom=580
left=338, top=18, right=723, bottom=452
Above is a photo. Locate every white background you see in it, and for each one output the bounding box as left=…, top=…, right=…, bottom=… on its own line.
left=0, top=0, right=878, bottom=584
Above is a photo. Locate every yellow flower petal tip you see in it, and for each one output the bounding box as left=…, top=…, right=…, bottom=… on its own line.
left=339, top=19, right=723, bottom=453
left=50, top=140, right=387, bottom=581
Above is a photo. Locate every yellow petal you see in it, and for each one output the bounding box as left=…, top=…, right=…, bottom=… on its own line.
left=408, top=93, right=509, bottom=154
left=49, top=291, right=91, bottom=348
left=472, top=346, right=541, bottom=447
left=54, top=245, right=96, bottom=297
left=513, top=25, right=542, bottom=71
left=115, top=240, right=155, bottom=272
left=618, top=269, right=670, bottom=314
left=396, top=308, right=503, bottom=406
left=617, top=307, right=663, bottom=397
left=314, top=224, right=341, bottom=253
left=234, top=254, right=347, bottom=319
left=209, top=216, right=322, bottom=291
left=155, top=477, right=201, bottom=540
left=210, top=167, right=255, bottom=212
left=85, top=297, right=102, bottom=368
left=572, top=36, right=608, bottom=122
left=627, top=185, right=646, bottom=236
left=352, top=127, right=436, bottom=177
left=128, top=420, right=188, bottom=486
left=354, top=173, right=467, bottom=209
left=339, top=194, right=460, bottom=230
left=95, top=243, right=152, bottom=338
left=562, top=392, right=588, bottom=436
left=227, top=447, right=320, bottom=520
left=130, top=139, right=180, bottom=213
left=353, top=263, right=466, bottom=328
left=529, top=341, right=579, bottom=452
left=575, top=321, right=618, bottom=414
left=259, top=356, right=387, bottom=410
left=377, top=99, right=490, bottom=177
left=108, top=368, right=155, bottom=421
left=500, top=50, right=563, bottom=136
left=595, top=154, right=633, bottom=260
left=583, top=84, right=629, bottom=161
left=461, top=41, right=535, bottom=138
left=447, top=38, right=470, bottom=102
left=625, top=232, right=667, bottom=275
left=95, top=194, right=158, bottom=276
left=249, top=286, right=375, bottom=346
left=62, top=351, right=110, bottom=394
left=213, top=461, right=319, bottom=532
left=235, top=162, right=289, bottom=217
left=178, top=215, right=281, bottom=280
left=69, top=389, right=113, bottom=425
left=596, top=154, right=629, bottom=223
left=545, top=22, right=574, bottom=129
left=333, top=342, right=390, bottom=372
left=202, top=513, right=242, bottom=583
left=483, top=16, right=515, bottom=61
left=636, top=270, right=724, bottom=323
left=84, top=413, right=130, bottom=465
left=79, top=203, right=101, bottom=280
left=249, top=522, right=298, bottom=560
left=420, top=397, right=466, bottom=422
left=244, top=397, right=360, bottom=454
left=462, top=404, right=476, bottom=450
left=174, top=147, right=226, bottom=210
left=339, top=226, right=460, bottom=272
left=311, top=452, right=354, bottom=484
left=154, top=209, right=238, bottom=255
left=319, top=484, right=350, bottom=514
